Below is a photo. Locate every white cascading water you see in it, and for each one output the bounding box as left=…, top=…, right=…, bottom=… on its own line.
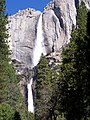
left=28, top=13, right=45, bottom=113
left=28, top=78, right=34, bottom=113
left=33, top=13, right=45, bottom=67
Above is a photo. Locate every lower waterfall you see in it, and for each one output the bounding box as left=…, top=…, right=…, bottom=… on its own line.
left=28, top=78, right=34, bottom=113
left=28, top=13, right=45, bottom=113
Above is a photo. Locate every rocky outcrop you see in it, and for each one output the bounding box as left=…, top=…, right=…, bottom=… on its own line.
left=43, top=0, right=77, bottom=53
left=43, top=0, right=90, bottom=53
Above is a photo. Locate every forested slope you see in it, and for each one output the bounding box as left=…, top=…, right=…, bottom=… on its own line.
left=0, top=0, right=34, bottom=119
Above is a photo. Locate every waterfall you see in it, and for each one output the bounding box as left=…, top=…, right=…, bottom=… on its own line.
left=33, top=13, right=45, bottom=67
left=28, top=78, right=34, bottom=113
left=28, top=13, right=45, bottom=113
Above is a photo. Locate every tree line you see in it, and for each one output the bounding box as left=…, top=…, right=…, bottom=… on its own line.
left=0, top=0, right=34, bottom=119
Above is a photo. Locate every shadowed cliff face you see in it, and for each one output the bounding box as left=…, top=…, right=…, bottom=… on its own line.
left=43, top=0, right=77, bottom=53
left=8, top=8, right=41, bottom=67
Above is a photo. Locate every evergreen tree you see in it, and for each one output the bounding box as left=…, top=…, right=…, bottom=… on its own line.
left=0, top=103, right=16, bottom=120
left=59, top=2, right=90, bottom=120
left=35, top=55, right=52, bottom=120
left=35, top=55, right=61, bottom=120
left=48, top=64, right=60, bottom=120
left=0, top=1, right=29, bottom=120
left=0, top=103, right=22, bottom=120
left=0, top=0, right=9, bottom=61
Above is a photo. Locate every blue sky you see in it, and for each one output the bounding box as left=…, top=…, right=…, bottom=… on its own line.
left=6, top=0, right=51, bottom=15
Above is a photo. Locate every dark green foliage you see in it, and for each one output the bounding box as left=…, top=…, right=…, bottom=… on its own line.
left=0, top=1, right=30, bottom=120
left=59, top=2, right=90, bottom=120
left=0, top=0, right=9, bottom=61
left=47, top=65, right=60, bottom=120
left=0, top=103, right=22, bottom=120
left=35, top=55, right=62, bottom=120
left=77, top=1, right=87, bottom=34
left=59, top=28, right=80, bottom=120
left=35, top=55, right=52, bottom=120
left=0, top=56, right=29, bottom=120
left=14, top=111, right=21, bottom=120
left=0, top=103, right=16, bottom=120
left=0, top=60, right=29, bottom=120
left=28, top=112, right=35, bottom=120
left=87, top=11, right=90, bottom=36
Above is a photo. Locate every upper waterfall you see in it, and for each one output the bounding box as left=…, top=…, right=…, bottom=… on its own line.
left=33, top=13, right=45, bottom=67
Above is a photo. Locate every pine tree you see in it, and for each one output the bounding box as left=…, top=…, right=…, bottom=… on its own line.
left=48, top=64, right=60, bottom=120
left=0, top=0, right=9, bottom=61
left=35, top=55, right=52, bottom=120
left=59, top=2, right=90, bottom=120
left=0, top=0, right=10, bottom=104
left=59, top=27, right=79, bottom=120
left=35, top=55, right=61, bottom=120
left=0, top=103, right=16, bottom=120
left=0, top=1, right=30, bottom=120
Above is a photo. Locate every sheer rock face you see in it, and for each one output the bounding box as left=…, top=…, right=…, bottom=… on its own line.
left=43, top=0, right=90, bottom=53
left=8, top=0, right=90, bottom=68
left=43, top=0, right=77, bottom=53
left=8, top=8, right=41, bottom=67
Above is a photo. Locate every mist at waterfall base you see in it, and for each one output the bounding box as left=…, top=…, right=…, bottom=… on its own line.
left=28, top=14, right=46, bottom=113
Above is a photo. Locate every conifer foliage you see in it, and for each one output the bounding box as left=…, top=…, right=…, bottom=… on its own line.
left=35, top=55, right=60, bottom=120
left=0, top=1, right=31, bottom=120
left=0, top=0, right=9, bottom=61
left=59, top=2, right=90, bottom=120
left=35, top=55, right=52, bottom=120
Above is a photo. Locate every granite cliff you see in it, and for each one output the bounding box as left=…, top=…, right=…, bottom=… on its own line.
left=8, top=0, right=90, bottom=67
left=7, top=0, right=90, bottom=112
